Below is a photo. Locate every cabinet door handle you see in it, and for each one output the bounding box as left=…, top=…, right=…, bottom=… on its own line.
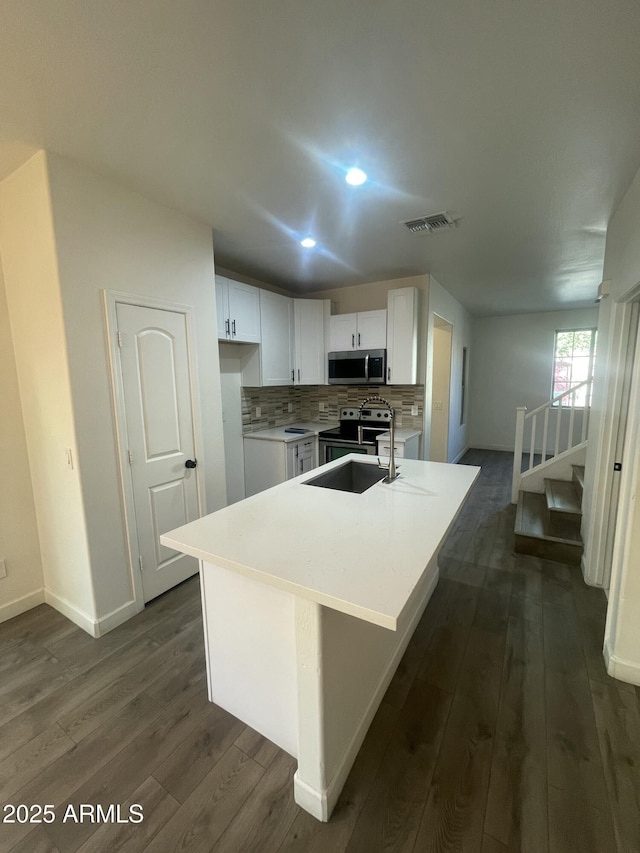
left=387, top=367, right=391, bottom=381
left=225, top=319, right=230, bottom=336
left=298, top=368, right=301, bottom=382
left=352, top=333, right=355, bottom=349
left=291, top=369, right=295, bottom=382
left=358, top=333, right=361, bottom=347
left=232, top=319, right=236, bottom=336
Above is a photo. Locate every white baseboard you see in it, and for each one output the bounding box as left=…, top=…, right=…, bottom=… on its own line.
left=470, top=443, right=514, bottom=452
left=95, top=599, right=141, bottom=637
left=451, top=445, right=470, bottom=464
left=0, top=587, right=45, bottom=624
left=603, top=641, right=640, bottom=686
left=44, top=589, right=98, bottom=637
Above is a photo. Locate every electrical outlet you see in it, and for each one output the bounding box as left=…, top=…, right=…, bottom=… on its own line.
left=255, top=407, right=261, bottom=418
left=287, top=402, right=293, bottom=413
left=0, top=558, right=7, bottom=580
left=319, top=402, right=327, bottom=412
left=411, top=405, right=419, bottom=416
left=433, top=401, right=443, bottom=411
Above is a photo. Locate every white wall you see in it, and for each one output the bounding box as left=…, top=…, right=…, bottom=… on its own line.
left=587, top=162, right=640, bottom=684
left=0, top=153, right=97, bottom=627
left=469, top=307, right=600, bottom=451
left=0, top=150, right=226, bottom=632
left=425, top=278, right=472, bottom=463
left=45, top=152, right=226, bottom=625
left=0, top=261, right=45, bottom=621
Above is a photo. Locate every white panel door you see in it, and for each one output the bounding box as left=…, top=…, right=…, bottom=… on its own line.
left=357, top=310, right=387, bottom=349
left=329, top=313, right=357, bottom=351
left=116, top=303, right=199, bottom=602
left=259, top=290, right=294, bottom=385
left=294, top=299, right=326, bottom=384
left=228, top=280, right=261, bottom=343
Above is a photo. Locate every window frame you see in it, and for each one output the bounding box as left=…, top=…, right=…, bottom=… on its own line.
left=551, top=327, right=597, bottom=408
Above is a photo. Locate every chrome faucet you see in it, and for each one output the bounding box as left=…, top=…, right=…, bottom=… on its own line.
left=359, top=395, right=399, bottom=483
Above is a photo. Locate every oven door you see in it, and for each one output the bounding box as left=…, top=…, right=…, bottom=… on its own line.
left=319, top=439, right=377, bottom=464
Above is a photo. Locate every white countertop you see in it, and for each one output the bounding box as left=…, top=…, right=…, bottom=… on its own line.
left=376, top=428, right=422, bottom=442
left=243, top=422, right=338, bottom=443
left=161, top=455, right=479, bottom=631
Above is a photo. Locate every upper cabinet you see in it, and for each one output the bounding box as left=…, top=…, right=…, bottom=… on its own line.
left=386, top=286, right=419, bottom=384
left=329, top=309, right=387, bottom=352
left=259, top=290, right=294, bottom=386
left=293, top=299, right=329, bottom=385
left=216, top=275, right=261, bottom=343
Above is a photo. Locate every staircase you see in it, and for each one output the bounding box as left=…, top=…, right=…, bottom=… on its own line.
left=514, top=465, right=584, bottom=565
left=511, top=378, right=592, bottom=565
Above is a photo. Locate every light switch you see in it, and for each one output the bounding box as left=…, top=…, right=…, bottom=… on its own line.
left=411, top=405, right=419, bottom=416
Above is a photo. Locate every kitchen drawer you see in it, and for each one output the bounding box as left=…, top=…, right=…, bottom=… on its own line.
left=377, top=442, right=405, bottom=459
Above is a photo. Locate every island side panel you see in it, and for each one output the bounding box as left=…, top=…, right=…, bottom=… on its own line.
left=294, top=556, right=439, bottom=821
left=200, top=560, right=298, bottom=757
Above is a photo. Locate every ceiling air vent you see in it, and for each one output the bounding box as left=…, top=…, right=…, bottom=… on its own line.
left=403, top=211, right=455, bottom=234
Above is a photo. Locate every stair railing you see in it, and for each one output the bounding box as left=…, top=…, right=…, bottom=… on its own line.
left=511, top=377, right=593, bottom=503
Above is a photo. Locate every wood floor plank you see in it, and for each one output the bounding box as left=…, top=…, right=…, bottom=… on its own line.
left=548, top=785, right=617, bottom=853
left=544, top=605, right=609, bottom=808
left=234, top=725, right=281, bottom=769
left=484, top=616, right=547, bottom=852
left=154, top=703, right=245, bottom=803
left=75, top=776, right=180, bottom=853
left=45, top=680, right=210, bottom=852
left=0, top=692, right=161, bottom=851
left=414, top=624, right=506, bottom=853
left=344, top=679, right=452, bottom=853
left=211, top=752, right=299, bottom=853
left=143, top=746, right=264, bottom=853
left=0, top=723, right=75, bottom=802
left=590, top=678, right=640, bottom=853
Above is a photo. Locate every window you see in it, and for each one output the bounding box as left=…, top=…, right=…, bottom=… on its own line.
left=552, top=328, right=597, bottom=406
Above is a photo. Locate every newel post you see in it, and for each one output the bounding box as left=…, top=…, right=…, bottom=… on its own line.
left=512, top=406, right=527, bottom=504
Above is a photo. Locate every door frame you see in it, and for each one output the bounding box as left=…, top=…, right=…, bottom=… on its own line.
left=583, top=286, right=640, bottom=587
left=102, top=290, right=205, bottom=611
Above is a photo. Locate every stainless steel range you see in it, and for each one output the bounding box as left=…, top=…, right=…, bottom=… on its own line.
left=318, top=406, right=393, bottom=464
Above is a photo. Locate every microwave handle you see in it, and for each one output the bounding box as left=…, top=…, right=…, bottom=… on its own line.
left=364, top=353, right=369, bottom=380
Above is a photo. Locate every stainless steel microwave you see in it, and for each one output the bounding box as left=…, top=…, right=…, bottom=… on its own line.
left=327, top=349, right=387, bottom=385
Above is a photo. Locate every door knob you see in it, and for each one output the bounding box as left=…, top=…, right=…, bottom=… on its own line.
left=185, top=459, right=197, bottom=469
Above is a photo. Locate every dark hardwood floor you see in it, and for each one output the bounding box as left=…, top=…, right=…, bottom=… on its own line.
left=1, top=449, right=638, bottom=852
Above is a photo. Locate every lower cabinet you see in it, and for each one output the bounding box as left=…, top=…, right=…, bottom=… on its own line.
left=244, top=436, right=319, bottom=496
left=376, top=433, right=420, bottom=460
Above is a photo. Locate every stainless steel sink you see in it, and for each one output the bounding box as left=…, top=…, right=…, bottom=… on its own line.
left=304, top=460, right=386, bottom=494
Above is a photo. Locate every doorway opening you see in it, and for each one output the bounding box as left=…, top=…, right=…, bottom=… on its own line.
left=430, top=316, right=453, bottom=462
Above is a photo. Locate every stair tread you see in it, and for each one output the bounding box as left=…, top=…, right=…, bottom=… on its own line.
left=516, top=491, right=582, bottom=545
left=544, top=478, right=581, bottom=515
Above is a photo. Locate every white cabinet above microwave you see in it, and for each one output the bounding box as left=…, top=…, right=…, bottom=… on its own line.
left=329, top=310, right=387, bottom=352
left=216, top=276, right=261, bottom=343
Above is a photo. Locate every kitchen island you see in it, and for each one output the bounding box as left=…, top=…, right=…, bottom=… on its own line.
left=161, top=454, right=479, bottom=821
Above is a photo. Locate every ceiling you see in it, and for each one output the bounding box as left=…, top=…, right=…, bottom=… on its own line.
left=1, top=1, right=640, bottom=316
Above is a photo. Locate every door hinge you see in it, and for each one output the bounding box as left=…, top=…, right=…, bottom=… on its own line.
left=138, top=555, right=143, bottom=572
left=128, top=449, right=133, bottom=465
left=117, top=330, right=123, bottom=347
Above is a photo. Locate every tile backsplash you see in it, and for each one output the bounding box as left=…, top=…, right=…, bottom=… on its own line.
left=242, top=385, right=425, bottom=432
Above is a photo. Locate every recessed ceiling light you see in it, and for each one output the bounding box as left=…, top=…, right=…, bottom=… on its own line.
left=345, top=167, right=367, bottom=186
left=300, top=237, right=316, bottom=248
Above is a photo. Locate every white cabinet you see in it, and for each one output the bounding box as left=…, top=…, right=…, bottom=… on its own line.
left=386, top=287, right=419, bottom=384
left=216, top=276, right=261, bottom=343
left=244, top=435, right=318, bottom=496
left=329, top=310, right=387, bottom=352
left=293, top=299, right=329, bottom=385
left=286, top=436, right=317, bottom=477
left=376, top=432, right=420, bottom=460
left=259, top=290, right=294, bottom=386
